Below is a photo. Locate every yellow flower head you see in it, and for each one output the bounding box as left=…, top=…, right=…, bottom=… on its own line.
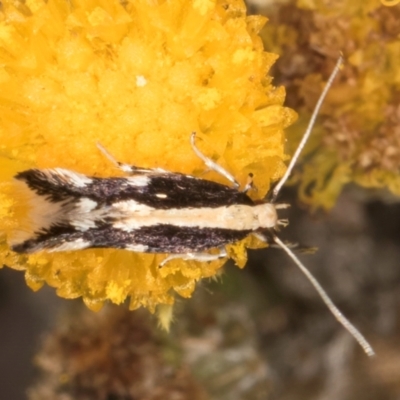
left=0, top=0, right=296, bottom=311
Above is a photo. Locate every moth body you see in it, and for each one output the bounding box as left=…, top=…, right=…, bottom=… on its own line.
left=11, top=168, right=278, bottom=254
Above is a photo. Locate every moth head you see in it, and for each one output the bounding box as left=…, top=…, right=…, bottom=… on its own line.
left=255, top=203, right=279, bottom=229
left=253, top=202, right=290, bottom=231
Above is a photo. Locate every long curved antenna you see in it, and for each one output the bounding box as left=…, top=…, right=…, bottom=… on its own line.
left=271, top=55, right=344, bottom=202
left=273, top=235, right=375, bottom=357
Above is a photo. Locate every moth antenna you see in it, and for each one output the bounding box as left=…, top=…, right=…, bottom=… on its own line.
left=96, top=141, right=120, bottom=167
left=273, top=235, right=375, bottom=357
left=271, top=55, right=344, bottom=202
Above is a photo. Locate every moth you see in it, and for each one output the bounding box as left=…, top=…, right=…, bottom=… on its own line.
left=10, top=56, right=374, bottom=356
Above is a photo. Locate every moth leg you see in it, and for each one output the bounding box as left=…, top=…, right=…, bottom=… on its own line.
left=242, top=173, right=258, bottom=194
left=253, top=232, right=310, bottom=252
left=160, top=247, right=228, bottom=267
left=97, top=142, right=168, bottom=175
left=190, top=132, right=240, bottom=188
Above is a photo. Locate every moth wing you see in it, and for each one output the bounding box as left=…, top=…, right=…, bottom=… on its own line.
left=10, top=168, right=255, bottom=253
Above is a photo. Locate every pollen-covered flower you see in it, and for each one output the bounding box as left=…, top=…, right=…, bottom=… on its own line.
left=0, top=0, right=296, bottom=311
left=261, top=0, right=400, bottom=209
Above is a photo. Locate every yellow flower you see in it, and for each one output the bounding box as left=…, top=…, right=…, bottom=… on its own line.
left=0, top=0, right=296, bottom=311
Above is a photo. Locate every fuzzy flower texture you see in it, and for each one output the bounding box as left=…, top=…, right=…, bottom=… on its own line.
left=0, top=0, right=296, bottom=312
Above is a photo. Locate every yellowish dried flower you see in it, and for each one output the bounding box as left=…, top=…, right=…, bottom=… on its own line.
left=261, top=0, right=400, bottom=209
left=29, top=306, right=208, bottom=400
left=381, top=0, right=400, bottom=6
left=0, top=0, right=295, bottom=311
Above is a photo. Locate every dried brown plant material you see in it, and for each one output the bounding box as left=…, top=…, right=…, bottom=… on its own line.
left=28, top=306, right=208, bottom=400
